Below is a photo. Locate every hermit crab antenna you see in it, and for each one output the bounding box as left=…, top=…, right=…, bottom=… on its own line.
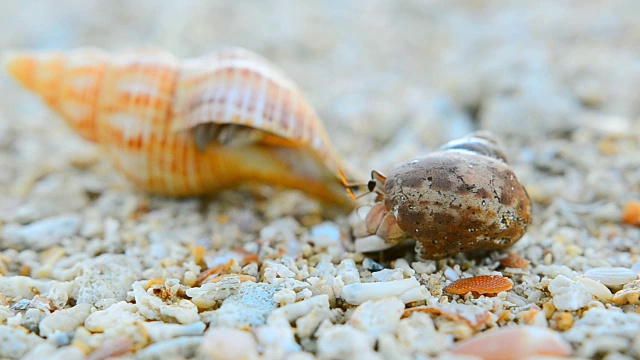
left=339, top=169, right=374, bottom=200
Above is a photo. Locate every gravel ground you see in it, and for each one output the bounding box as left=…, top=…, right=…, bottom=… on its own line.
left=1, top=1, right=640, bottom=359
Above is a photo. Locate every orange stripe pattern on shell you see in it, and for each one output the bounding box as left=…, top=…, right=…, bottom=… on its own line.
left=5, top=47, right=353, bottom=207
left=445, top=275, right=513, bottom=295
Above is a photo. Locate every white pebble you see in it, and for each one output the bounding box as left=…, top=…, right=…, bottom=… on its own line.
left=256, top=315, right=301, bottom=355
left=575, top=276, right=613, bottom=301
left=348, top=297, right=405, bottom=338
left=342, top=278, right=422, bottom=305
left=317, top=324, right=381, bottom=360
left=39, top=303, right=93, bottom=337
left=160, top=299, right=200, bottom=324
left=310, top=222, right=342, bottom=247
left=0, top=276, right=51, bottom=299
left=548, top=275, right=593, bottom=311
left=0, top=325, right=45, bottom=359
left=354, top=235, right=397, bottom=253
left=84, top=301, right=144, bottom=332
left=210, top=282, right=277, bottom=327
left=1, top=214, right=81, bottom=250
left=198, top=327, right=258, bottom=360
left=137, top=336, right=200, bottom=360
left=186, top=277, right=242, bottom=309
left=273, top=288, right=297, bottom=306
left=142, top=321, right=206, bottom=342
left=584, top=267, right=638, bottom=287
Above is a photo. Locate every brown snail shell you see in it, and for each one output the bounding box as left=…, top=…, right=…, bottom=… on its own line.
left=4, top=47, right=354, bottom=208
left=364, top=132, right=531, bottom=259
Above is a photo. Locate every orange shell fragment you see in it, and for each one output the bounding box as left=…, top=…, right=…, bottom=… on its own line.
left=500, top=253, right=530, bottom=269
left=622, top=202, right=640, bottom=226
left=445, top=275, right=513, bottom=295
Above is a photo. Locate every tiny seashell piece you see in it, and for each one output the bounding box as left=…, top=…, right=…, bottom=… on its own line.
left=622, top=202, right=640, bottom=226
left=445, top=275, right=513, bottom=295
left=500, top=253, right=530, bottom=269
left=574, top=276, right=612, bottom=301
left=451, top=326, right=573, bottom=359
left=4, top=47, right=354, bottom=207
left=612, top=280, right=640, bottom=305
left=584, top=267, right=638, bottom=287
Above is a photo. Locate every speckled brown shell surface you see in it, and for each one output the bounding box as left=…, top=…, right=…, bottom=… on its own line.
left=384, top=149, right=531, bottom=259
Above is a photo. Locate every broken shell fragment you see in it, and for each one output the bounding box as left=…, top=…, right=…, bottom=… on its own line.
left=612, top=280, right=640, bottom=305
left=584, top=267, right=637, bottom=287
left=500, top=253, right=530, bottom=269
left=451, top=326, right=573, bottom=359
left=363, top=132, right=531, bottom=259
left=445, top=275, right=513, bottom=296
left=622, top=202, right=640, bottom=226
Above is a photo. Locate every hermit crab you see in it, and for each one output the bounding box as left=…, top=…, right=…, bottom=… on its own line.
left=354, top=132, right=531, bottom=259
left=4, top=47, right=354, bottom=207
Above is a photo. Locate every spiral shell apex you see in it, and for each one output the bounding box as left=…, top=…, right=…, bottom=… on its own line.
left=5, top=47, right=354, bottom=207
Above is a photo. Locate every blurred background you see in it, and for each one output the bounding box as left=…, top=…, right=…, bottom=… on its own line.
left=1, top=0, right=639, bottom=178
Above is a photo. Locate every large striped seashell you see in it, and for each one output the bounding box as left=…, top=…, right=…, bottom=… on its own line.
left=5, top=47, right=354, bottom=207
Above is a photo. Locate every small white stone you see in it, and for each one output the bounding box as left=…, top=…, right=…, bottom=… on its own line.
left=548, top=275, right=593, bottom=311
left=444, top=266, right=460, bottom=281
left=372, top=269, right=404, bottom=282
left=273, top=288, right=297, bottom=306
left=142, top=321, right=206, bottom=342
left=348, top=297, right=405, bottom=338
left=0, top=325, right=45, bottom=359
left=1, top=214, right=81, bottom=250
left=160, top=299, right=200, bottom=324
left=309, top=222, right=342, bottom=247
left=210, top=282, right=277, bottom=327
left=0, top=276, right=51, bottom=299
left=584, top=267, right=638, bottom=287
left=354, top=235, right=397, bottom=253
left=198, top=327, right=258, bottom=360
left=22, top=342, right=85, bottom=360
left=137, top=336, right=201, bottom=360
left=342, top=278, right=421, bottom=305
left=271, top=295, right=330, bottom=324
left=84, top=301, right=144, bottom=332
left=316, top=324, right=381, bottom=360
left=39, top=303, right=93, bottom=337
left=575, top=276, right=613, bottom=301
left=256, top=315, right=301, bottom=355
left=73, top=254, right=142, bottom=305
left=186, top=276, right=242, bottom=309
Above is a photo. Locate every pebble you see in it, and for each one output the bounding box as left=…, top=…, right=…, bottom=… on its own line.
left=584, top=267, right=638, bottom=287
left=548, top=275, right=593, bottom=311
left=39, top=303, right=93, bottom=337
left=270, top=294, right=330, bottom=323
left=84, top=301, right=144, bottom=332
left=342, top=278, right=424, bottom=305
left=348, top=297, right=405, bottom=338
left=142, top=321, right=206, bottom=342
left=136, top=336, right=201, bottom=360
left=0, top=276, right=51, bottom=299
left=199, top=327, right=258, bottom=360
left=209, top=282, right=277, bottom=327
left=1, top=214, right=81, bottom=250
left=575, top=275, right=613, bottom=301
left=0, top=325, right=45, bottom=359
left=255, top=315, right=302, bottom=355
left=316, top=324, right=381, bottom=360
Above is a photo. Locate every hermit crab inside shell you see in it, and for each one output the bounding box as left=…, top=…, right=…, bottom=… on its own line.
left=355, top=132, right=532, bottom=260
